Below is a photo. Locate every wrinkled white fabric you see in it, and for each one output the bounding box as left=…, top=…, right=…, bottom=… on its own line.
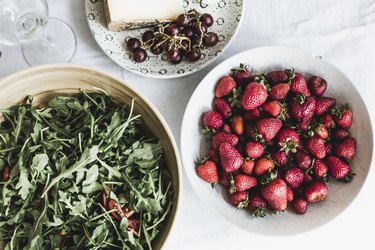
left=1, top=0, right=374, bottom=249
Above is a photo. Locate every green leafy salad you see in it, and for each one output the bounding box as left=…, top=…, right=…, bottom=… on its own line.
left=0, top=90, right=173, bottom=249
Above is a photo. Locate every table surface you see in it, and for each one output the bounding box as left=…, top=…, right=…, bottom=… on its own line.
left=1, top=0, right=375, bottom=249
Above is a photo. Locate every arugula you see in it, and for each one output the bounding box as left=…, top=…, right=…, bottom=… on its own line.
left=0, top=90, right=173, bottom=249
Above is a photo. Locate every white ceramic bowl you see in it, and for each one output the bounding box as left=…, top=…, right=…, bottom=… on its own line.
left=180, top=46, right=373, bottom=235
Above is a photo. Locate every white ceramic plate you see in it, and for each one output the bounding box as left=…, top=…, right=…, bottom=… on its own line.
left=180, top=46, right=373, bottom=235
left=85, top=0, right=245, bottom=79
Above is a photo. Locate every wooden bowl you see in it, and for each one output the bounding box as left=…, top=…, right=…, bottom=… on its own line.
left=0, top=64, right=182, bottom=249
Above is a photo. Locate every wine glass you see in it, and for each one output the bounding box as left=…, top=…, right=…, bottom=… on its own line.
left=0, top=0, right=76, bottom=66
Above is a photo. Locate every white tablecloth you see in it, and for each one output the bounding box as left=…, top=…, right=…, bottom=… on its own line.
left=1, top=0, right=375, bottom=249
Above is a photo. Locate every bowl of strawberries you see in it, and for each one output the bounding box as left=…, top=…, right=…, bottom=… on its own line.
left=180, top=46, right=373, bottom=235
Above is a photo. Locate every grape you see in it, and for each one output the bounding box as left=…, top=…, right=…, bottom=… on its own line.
left=193, top=22, right=207, bottom=35
left=142, top=31, right=154, bottom=43
left=170, top=54, right=182, bottom=64
left=127, top=38, right=141, bottom=52
left=176, top=14, right=191, bottom=28
left=183, top=27, right=194, bottom=38
left=166, top=24, right=180, bottom=36
left=133, top=48, right=147, bottom=63
left=186, top=48, right=201, bottom=62
left=181, top=40, right=190, bottom=51
left=167, top=48, right=180, bottom=61
left=150, top=45, right=163, bottom=55
left=203, top=32, right=218, bottom=47
left=200, top=13, right=214, bottom=27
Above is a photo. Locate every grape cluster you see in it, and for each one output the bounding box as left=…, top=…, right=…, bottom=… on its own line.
left=126, top=10, right=218, bottom=64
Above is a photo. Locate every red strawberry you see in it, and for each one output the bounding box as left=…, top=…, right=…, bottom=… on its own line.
left=202, top=111, right=223, bottom=130
left=227, top=190, right=249, bottom=208
left=327, top=156, right=351, bottom=180
left=291, top=73, right=311, bottom=96
left=272, top=150, right=288, bottom=167
left=214, top=98, right=231, bottom=118
left=208, top=147, right=220, bottom=163
left=196, top=160, right=219, bottom=184
left=256, top=118, right=282, bottom=141
left=325, top=141, right=334, bottom=155
left=215, top=76, right=237, bottom=97
left=266, top=70, right=290, bottom=85
left=212, top=131, right=238, bottom=150
left=312, top=159, right=328, bottom=179
left=315, top=97, right=336, bottom=116
left=290, top=95, right=316, bottom=122
left=335, top=137, right=356, bottom=161
left=276, top=127, right=300, bottom=153
left=284, top=168, right=304, bottom=189
left=261, top=179, right=288, bottom=211
left=262, top=101, right=286, bottom=118
left=333, top=105, right=353, bottom=129
left=314, top=124, right=329, bottom=140
left=306, top=136, right=326, bottom=159
left=292, top=198, right=308, bottom=214
left=242, top=82, right=268, bottom=110
left=249, top=191, right=268, bottom=217
left=320, top=113, right=335, bottom=128
left=243, top=108, right=262, bottom=121
left=333, top=128, right=349, bottom=140
left=219, top=170, right=231, bottom=186
left=245, top=141, right=264, bottom=159
left=219, top=143, right=244, bottom=172
left=298, top=117, right=312, bottom=131
left=308, top=76, right=327, bottom=96
left=231, top=115, right=244, bottom=135
left=241, top=159, right=255, bottom=175
left=232, top=63, right=252, bottom=86
left=270, top=83, right=290, bottom=100
left=287, top=187, right=294, bottom=202
left=222, top=124, right=231, bottom=133
left=305, top=180, right=328, bottom=203
left=294, top=150, right=312, bottom=170
left=232, top=174, right=257, bottom=192
left=254, top=157, right=275, bottom=176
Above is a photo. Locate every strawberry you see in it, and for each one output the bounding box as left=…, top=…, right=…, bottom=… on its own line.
left=232, top=174, right=257, bottom=192
left=335, top=137, right=356, bottom=161
left=241, top=159, right=255, bottom=175
left=312, top=159, right=328, bottom=179
left=261, top=179, right=288, bottom=211
left=226, top=190, right=249, bottom=208
left=256, top=118, right=282, bottom=141
left=266, top=70, right=290, bottom=85
left=232, top=63, right=252, bottom=86
left=222, top=124, right=231, bottom=133
left=215, top=76, right=237, bottom=97
left=254, top=157, right=275, bottom=176
left=214, top=98, right=231, bottom=118
left=245, top=141, right=264, bottom=159
left=313, top=124, right=329, bottom=140
left=290, top=95, right=316, bottom=122
left=292, top=198, right=308, bottom=214
left=298, top=117, right=312, bottom=131
left=315, top=97, right=336, bottom=116
left=290, top=73, right=311, bottom=96
left=242, top=82, right=268, bottom=110
left=243, top=108, right=262, bottom=121
left=333, top=105, right=353, bottom=129
left=327, top=156, right=351, bottom=180
left=269, top=83, right=290, bottom=100
left=219, top=143, right=244, bottom=172
left=202, top=111, right=223, bottom=130
left=306, top=136, right=326, bottom=159
left=272, top=150, right=288, bottom=167
left=325, top=141, right=334, bottom=155
left=287, top=187, right=294, bottom=202
left=305, top=180, right=328, bottom=203
left=275, top=127, right=300, bottom=153
left=308, top=76, right=327, bottom=96
left=284, top=167, right=304, bottom=189
left=231, top=115, right=244, bottom=135
left=208, top=147, right=220, bottom=163
left=262, top=101, right=286, bottom=118
left=320, top=113, right=335, bottom=128
left=212, top=131, right=238, bottom=150
left=219, top=170, right=231, bottom=186
left=249, top=191, right=268, bottom=217
left=196, top=160, right=219, bottom=184
left=333, top=128, right=349, bottom=140
left=294, top=150, right=312, bottom=170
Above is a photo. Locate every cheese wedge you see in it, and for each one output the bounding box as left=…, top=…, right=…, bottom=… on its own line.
left=104, top=0, right=184, bottom=32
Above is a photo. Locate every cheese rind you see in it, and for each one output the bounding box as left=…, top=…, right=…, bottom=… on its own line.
left=104, top=0, right=184, bottom=32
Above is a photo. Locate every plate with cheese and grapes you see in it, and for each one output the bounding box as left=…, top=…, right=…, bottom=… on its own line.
left=85, top=0, right=245, bottom=78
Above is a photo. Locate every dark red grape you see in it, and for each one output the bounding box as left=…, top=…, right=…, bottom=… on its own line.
left=133, top=48, right=147, bottom=63
left=127, top=38, right=141, bottom=52
left=200, top=13, right=214, bottom=27
left=183, top=27, right=194, bottom=38
left=186, top=48, right=201, bottom=62
left=203, top=32, right=218, bottom=47
left=150, top=45, right=163, bottom=55
left=176, top=14, right=191, bottom=28
left=166, top=24, right=180, bottom=36
left=170, top=54, right=182, bottom=64
left=181, top=40, right=190, bottom=51
left=167, top=48, right=180, bottom=61
left=142, top=31, right=154, bottom=43
left=193, top=22, right=207, bottom=35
